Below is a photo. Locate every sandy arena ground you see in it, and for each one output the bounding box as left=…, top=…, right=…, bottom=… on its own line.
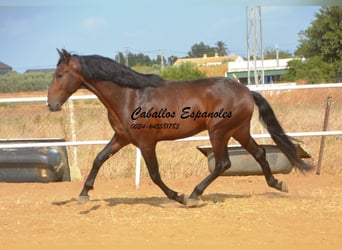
left=0, top=173, right=341, bottom=250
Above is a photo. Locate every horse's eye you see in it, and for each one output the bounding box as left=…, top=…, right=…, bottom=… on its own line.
left=56, top=73, right=63, bottom=79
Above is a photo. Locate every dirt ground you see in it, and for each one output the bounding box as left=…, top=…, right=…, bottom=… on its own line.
left=0, top=173, right=341, bottom=250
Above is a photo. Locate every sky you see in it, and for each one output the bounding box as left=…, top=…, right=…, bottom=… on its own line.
left=0, top=0, right=330, bottom=72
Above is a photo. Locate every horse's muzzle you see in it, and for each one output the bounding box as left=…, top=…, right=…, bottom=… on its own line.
left=47, top=102, right=62, bottom=112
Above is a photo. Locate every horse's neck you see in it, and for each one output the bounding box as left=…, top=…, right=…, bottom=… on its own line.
left=85, top=80, right=135, bottom=111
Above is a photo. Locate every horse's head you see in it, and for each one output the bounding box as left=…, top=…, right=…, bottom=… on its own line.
left=47, top=49, right=84, bottom=111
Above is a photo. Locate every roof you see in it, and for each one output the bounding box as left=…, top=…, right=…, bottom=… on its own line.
left=228, top=58, right=293, bottom=73
left=173, top=54, right=243, bottom=67
left=0, top=61, right=12, bottom=75
left=173, top=54, right=244, bottom=77
left=226, top=69, right=288, bottom=79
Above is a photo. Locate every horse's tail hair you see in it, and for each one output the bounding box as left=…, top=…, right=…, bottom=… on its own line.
left=251, top=91, right=313, bottom=171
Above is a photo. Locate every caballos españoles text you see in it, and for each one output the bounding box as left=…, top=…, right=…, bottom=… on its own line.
left=131, top=106, right=232, bottom=121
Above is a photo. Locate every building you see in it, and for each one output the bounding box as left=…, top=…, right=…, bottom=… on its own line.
left=173, top=53, right=244, bottom=77
left=226, top=58, right=293, bottom=84
left=0, top=61, right=12, bottom=75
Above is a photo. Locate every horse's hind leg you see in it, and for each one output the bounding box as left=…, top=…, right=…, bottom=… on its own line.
left=234, top=127, right=288, bottom=192
left=188, top=133, right=230, bottom=206
left=141, top=145, right=186, bottom=205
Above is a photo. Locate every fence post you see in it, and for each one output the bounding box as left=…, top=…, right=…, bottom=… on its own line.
left=135, top=148, right=142, bottom=187
left=316, top=96, right=332, bottom=175
left=68, top=99, right=82, bottom=180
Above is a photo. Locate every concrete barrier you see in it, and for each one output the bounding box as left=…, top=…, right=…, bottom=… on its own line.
left=0, top=138, right=70, bottom=182
left=197, top=144, right=311, bottom=176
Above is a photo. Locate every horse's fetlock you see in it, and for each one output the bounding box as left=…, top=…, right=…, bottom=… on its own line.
left=266, top=176, right=277, bottom=187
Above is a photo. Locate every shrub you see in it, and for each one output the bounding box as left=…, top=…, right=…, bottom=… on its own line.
left=0, top=71, right=53, bottom=93
left=161, top=62, right=207, bottom=80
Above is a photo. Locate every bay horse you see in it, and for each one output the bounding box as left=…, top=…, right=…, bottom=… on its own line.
left=47, top=49, right=312, bottom=206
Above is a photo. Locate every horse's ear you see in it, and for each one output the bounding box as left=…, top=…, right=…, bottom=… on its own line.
left=56, top=48, right=70, bottom=64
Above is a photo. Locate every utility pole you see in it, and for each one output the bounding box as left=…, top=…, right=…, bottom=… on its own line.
left=125, top=48, right=129, bottom=67
left=275, top=44, right=279, bottom=67
left=115, top=52, right=121, bottom=64
left=160, top=49, right=164, bottom=70
left=246, top=6, right=264, bottom=85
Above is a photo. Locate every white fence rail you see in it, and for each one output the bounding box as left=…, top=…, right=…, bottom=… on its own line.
left=1, top=131, right=342, bottom=149
left=1, top=83, right=342, bottom=185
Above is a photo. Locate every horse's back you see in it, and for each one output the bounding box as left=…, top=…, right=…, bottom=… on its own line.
left=163, top=78, right=251, bottom=97
left=145, top=78, right=254, bottom=117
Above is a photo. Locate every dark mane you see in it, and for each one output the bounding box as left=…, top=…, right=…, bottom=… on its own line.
left=77, top=55, right=165, bottom=88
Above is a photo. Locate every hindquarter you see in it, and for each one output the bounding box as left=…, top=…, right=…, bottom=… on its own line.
left=205, top=81, right=255, bottom=132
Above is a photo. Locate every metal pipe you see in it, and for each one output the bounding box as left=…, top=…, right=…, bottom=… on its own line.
left=316, top=96, right=332, bottom=175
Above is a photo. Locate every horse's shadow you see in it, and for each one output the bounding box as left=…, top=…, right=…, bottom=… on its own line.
left=104, top=196, right=171, bottom=208
left=201, top=193, right=252, bottom=203
left=52, top=192, right=252, bottom=214
left=102, top=193, right=251, bottom=208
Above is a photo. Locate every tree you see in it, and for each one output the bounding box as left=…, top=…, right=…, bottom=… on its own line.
left=154, top=54, right=166, bottom=67
left=280, top=56, right=335, bottom=83
left=295, top=6, right=342, bottom=76
left=128, top=53, right=153, bottom=66
left=264, top=46, right=293, bottom=59
left=187, top=41, right=229, bottom=58
left=115, top=52, right=125, bottom=65
left=215, top=41, right=229, bottom=56
left=168, top=55, right=178, bottom=65
left=188, top=42, right=215, bottom=58
left=116, top=52, right=157, bottom=67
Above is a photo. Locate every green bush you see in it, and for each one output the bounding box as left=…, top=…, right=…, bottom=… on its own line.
left=161, top=62, right=207, bottom=80
left=280, top=56, right=335, bottom=83
left=0, top=71, right=53, bottom=93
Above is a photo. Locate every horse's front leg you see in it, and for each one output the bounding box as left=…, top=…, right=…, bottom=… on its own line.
left=141, top=145, right=186, bottom=205
left=78, top=134, right=129, bottom=204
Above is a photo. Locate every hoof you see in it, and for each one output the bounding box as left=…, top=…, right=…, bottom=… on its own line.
left=185, top=197, right=200, bottom=208
left=178, top=193, right=187, bottom=205
left=78, top=195, right=89, bottom=205
left=280, top=182, right=288, bottom=193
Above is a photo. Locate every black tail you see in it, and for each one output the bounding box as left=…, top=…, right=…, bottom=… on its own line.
left=251, top=91, right=313, bottom=171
